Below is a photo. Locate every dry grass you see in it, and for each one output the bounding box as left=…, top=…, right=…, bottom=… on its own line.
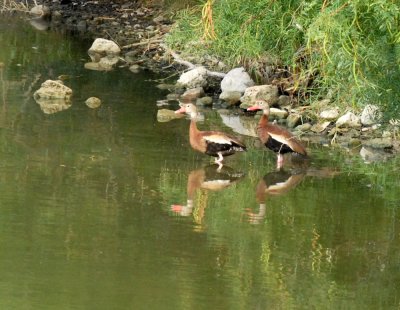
left=1, top=0, right=35, bottom=12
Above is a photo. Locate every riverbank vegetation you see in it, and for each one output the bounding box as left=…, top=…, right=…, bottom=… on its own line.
left=166, top=0, right=400, bottom=116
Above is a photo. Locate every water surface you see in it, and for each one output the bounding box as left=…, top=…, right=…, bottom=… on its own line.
left=0, top=14, right=400, bottom=310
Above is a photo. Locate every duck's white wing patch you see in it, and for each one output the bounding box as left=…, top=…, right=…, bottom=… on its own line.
left=204, top=134, right=233, bottom=145
left=269, top=132, right=289, bottom=145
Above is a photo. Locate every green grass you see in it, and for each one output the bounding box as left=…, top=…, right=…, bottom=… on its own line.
left=166, top=0, right=400, bottom=115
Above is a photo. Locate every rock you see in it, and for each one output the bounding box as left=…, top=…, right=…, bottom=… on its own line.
left=286, top=113, right=302, bottom=128
left=177, top=66, right=208, bottom=89
left=240, top=84, right=279, bottom=105
left=35, top=98, right=72, bottom=114
left=156, top=84, right=176, bottom=91
left=87, top=38, right=121, bottom=70
left=157, top=109, right=185, bottom=122
left=125, top=50, right=140, bottom=63
left=33, top=80, right=72, bottom=100
left=311, top=121, right=331, bottom=133
left=129, top=64, right=140, bottom=73
left=360, top=146, right=392, bottom=163
left=77, top=20, right=87, bottom=32
left=180, top=87, right=204, bottom=101
left=84, top=62, right=113, bottom=71
left=277, top=95, right=291, bottom=107
left=319, top=108, right=339, bottom=121
left=363, top=138, right=393, bottom=149
left=336, top=111, right=361, bottom=128
left=219, top=91, right=242, bottom=106
left=85, top=97, right=101, bottom=109
left=220, top=67, right=254, bottom=94
left=295, top=123, right=312, bottom=132
left=269, top=108, right=288, bottom=119
left=30, top=5, right=51, bottom=18
left=29, top=18, right=50, bottom=31
left=196, top=96, right=213, bottom=106
left=166, top=93, right=180, bottom=101
left=360, top=104, right=382, bottom=126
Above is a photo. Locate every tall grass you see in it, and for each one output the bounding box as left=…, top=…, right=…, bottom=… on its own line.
left=166, top=0, right=400, bottom=114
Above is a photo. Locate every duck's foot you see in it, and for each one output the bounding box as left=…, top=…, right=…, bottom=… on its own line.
left=215, top=153, right=224, bottom=171
left=277, top=154, right=284, bottom=170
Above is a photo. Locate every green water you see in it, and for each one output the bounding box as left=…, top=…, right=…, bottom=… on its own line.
left=1, top=14, right=400, bottom=310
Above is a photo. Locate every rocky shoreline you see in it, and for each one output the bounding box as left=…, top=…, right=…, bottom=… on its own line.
left=23, top=1, right=400, bottom=162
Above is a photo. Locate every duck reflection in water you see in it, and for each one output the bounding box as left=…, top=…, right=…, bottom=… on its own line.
left=246, top=169, right=305, bottom=224
left=247, top=160, right=340, bottom=224
left=171, top=165, right=245, bottom=221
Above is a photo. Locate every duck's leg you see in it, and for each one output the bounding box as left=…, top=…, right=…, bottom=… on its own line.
left=277, top=154, right=284, bottom=169
left=215, top=152, right=224, bottom=171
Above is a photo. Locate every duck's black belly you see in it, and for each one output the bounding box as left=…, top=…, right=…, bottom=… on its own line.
left=265, top=137, right=293, bottom=154
left=205, top=141, right=243, bottom=157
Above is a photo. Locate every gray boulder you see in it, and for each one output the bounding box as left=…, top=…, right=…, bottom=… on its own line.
left=86, top=38, right=121, bottom=71
left=220, top=67, right=254, bottom=93
left=177, top=66, right=208, bottom=89
left=360, top=104, right=382, bottom=126
left=336, top=111, right=361, bottom=128
left=240, top=84, right=279, bottom=106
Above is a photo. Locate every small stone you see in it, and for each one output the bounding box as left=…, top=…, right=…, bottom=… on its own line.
left=166, top=93, right=180, bottom=101
left=269, top=108, right=288, bottom=119
left=360, top=104, right=382, bottom=126
left=360, top=147, right=391, bottom=163
left=157, top=109, right=185, bottom=122
left=363, top=138, right=393, bottom=149
left=197, top=96, right=213, bottom=106
left=311, top=121, right=331, bottom=133
left=336, top=111, right=361, bottom=128
left=220, top=67, right=254, bottom=93
left=286, top=113, right=302, bottom=128
left=129, top=64, right=140, bottom=73
left=177, top=66, right=208, bottom=89
left=240, top=84, right=279, bottom=105
left=295, top=123, right=312, bottom=132
left=319, top=109, right=339, bottom=121
left=277, top=95, right=291, bottom=107
left=33, top=79, right=72, bottom=100
left=181, top=87, right=204, bottom=101
left=85, top=97, right=101, bottom=109
left=219, top=91, right=242, bottom=106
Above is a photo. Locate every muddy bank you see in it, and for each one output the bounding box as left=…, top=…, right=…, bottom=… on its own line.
left=36, top=0, right=176, bottom=72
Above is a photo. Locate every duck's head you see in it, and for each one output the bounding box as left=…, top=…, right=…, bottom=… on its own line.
left=175, top=103, right=198, bottom=118
left=247, top=99, right=270, bottom=113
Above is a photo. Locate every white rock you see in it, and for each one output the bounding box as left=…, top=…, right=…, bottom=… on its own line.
left=220, top=67, right=254, bottom=93
left=311, top=121, right=331, bottom=133
left=336, top=111, right=361, bottom=128
left=269, top=108, right=288, bottom=119
left=319, top=108, right=339, bottom=120
left=88, top=38, right=121, bottom=69
left=219, top=91, right=242, bottom=105
left=30, top=5, right=50, bottom=18
left=177, top=66, right=208, bottom=89
left=360, top=104, right=382, bottom=126
left=33, top=80, right=72, bottom=100
left=240, top=84, right=279, bottom=105
left=85, top=97, right=101, bottom=109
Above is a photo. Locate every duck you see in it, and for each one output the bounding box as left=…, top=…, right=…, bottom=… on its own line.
left=175, top=103, right=246, bottom=168
left=247, top=99, right=307, bottom=168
